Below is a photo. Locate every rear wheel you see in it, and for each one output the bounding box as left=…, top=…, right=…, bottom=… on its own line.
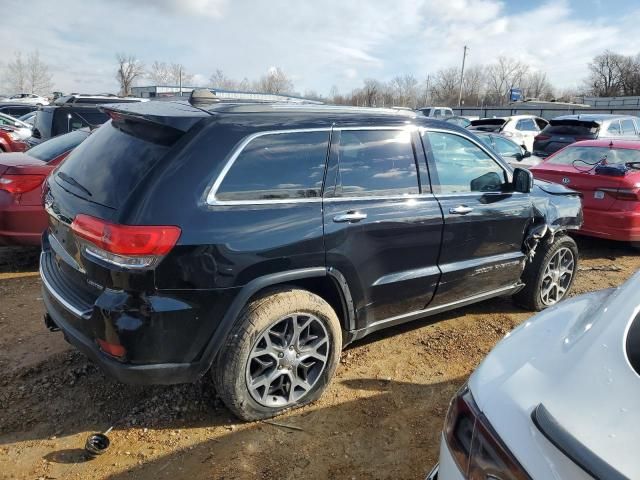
left=213, top=288, right=342, bottom=421
left=514, top=235, right=578, bottom=311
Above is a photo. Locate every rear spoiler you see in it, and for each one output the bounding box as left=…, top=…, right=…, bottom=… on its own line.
left=470, top=119, right=507, bottom=126
left=99, top=101, right=210, bottom=133
left=549, top=119, right=600, bottom=129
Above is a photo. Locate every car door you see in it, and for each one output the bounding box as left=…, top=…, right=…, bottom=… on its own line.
left=323, top=126, right=444, bottom=329
left=514, top=118, right=539, bottom=151
left=422, top=129, right=532, bottom=306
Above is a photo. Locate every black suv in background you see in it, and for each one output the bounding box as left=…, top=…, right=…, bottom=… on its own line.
left=29, top=95, right=144, bottom=147
left=41, top=97, right=582, bottom=420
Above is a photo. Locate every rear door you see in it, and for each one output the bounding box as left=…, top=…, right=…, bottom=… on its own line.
left=423, top=129, right=532, bottom=306
left=323, top=127, right=443, bottom=329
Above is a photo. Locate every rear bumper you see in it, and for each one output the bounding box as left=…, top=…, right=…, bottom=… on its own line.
left=0, top=201, right=47, bottom=246
left=40, top=249, right=238, bottom=385
left=580, top=208, right=640, bottom=242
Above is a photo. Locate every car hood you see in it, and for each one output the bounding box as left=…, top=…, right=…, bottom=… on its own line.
left=470, top=272, right=640, bottom=479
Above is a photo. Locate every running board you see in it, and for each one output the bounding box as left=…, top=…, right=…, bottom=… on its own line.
left=347, top=283, right=523, bottom=342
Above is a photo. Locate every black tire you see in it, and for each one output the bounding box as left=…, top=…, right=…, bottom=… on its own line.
left=213, top=287, right=342, bottom=421
left=514, top=235, right=579, bottom=311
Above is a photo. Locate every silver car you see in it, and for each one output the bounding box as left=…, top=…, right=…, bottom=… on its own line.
left=430, top=271, right=640, bottom=480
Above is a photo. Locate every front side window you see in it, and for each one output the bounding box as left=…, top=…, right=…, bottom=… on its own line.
left=425, top=131, right=506, bottom=194
left=216, top=131, right=329, bottom=202
left=493, top=136, right=522, bottom=157
left=336, top=129, right=419, bottom=197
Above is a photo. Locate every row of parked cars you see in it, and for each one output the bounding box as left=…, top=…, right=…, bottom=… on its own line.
left=1, top=92, right=639, bottom=478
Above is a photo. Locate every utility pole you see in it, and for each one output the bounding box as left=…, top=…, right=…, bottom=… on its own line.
left=179, top=66, right=183, bottom=96
left=457, top=45, right=468, bottom=107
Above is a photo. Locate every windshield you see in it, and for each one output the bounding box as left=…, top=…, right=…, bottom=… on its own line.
left=28, top=129, right=90, bottom=162
left=0, top=113, right=29, bottom=129
left=549, top=146, right=640, bottom=166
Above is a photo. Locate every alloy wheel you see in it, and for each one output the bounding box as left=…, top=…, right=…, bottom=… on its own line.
left=246, top=313, right=330, bottom=408
left=540, top=247, right=575, bottom=306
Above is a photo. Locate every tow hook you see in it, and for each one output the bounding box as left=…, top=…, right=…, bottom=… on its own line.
left=44, top=313, right=60, bottom=332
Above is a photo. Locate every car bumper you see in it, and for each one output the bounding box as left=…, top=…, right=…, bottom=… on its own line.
left=0, top=200, right=47, bottom=246
left=434, top=435, right=465, bottom=480
left=580, top=208, right=640, bottom=242
left=40, top=249, right=238, bottom=385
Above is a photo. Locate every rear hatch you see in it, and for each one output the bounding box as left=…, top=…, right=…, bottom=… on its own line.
left=44, top=101, right=209, bottom=297
left=535, top=119, right=599, bottom=156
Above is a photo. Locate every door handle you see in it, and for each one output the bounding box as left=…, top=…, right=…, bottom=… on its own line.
left=333, top=211, right=367, bottom=223
left=449, top=205, right=474, bottom=215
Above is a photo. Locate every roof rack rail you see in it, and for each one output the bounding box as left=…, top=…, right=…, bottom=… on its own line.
left=188, top=88, right=323, bottom=106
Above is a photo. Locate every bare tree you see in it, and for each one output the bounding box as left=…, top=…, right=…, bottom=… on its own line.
left=523, top=71, right=554, bottom=100
left=430, top=67, right=459, bottom=105
left=361, top=79, right=382, bottom=107
left=3, top=50, right=52, bottom=94
left=209, top=69, right=240, bottom=90
left=585, top=50, right=625, bottom=97
left=460, top=65, right=485, bottom=106
left=147, top=61, right=192, bottom=87
left=168, top=63, right=193, bottom=86
left=116, top=53, right=145, bottom=96
left=485, top=56, right=529, bottom=104
left=147, top=61, right=171, bottom=85
left=389, top=74, right=419, bottom=108
left=256, top=67, right=294, bottom=95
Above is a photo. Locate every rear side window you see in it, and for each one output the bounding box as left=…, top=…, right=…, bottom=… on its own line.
left=516, top=118, right=537, bottom=131
left=425, top=131, right=505, bottom=194
left=336, top=129, right=419, bottom=197
left=28, top=129, right=89, bottom=162
left=621, top=119, right=637, bottom=135
left=52, top=110, right=109, bottom=136
left=55, top=120, right=173, bottom=209
left=215, top=131, right=329, bottom=202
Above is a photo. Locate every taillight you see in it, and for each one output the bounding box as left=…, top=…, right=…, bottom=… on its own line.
left=71, top=214, right=181, bottom=269
left=597, top=187, right=640, bottom=201
left=534, top=134, right=550, bottom=142
left=444, top=386, right=531, bottom=480
left=0, top=174, right=46, bottom=194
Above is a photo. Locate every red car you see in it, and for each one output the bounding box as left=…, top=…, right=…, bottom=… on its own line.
left=530, top=139, right=640, bottom=244
left=0, top=129, right=90, bottom=245
left=0, top=125, right=29, bottom=152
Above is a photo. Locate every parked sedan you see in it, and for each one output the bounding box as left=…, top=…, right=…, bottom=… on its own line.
left=474, top=132, right=542, bottom=169
left=0, top=129, right=90, bottom=245
left=469, top=116, right=549, bottom=152
left=0, top=112, right=32, bottom=140
left=531, top=140, right=640, bottom=244
left=429, top=270, right=640, bottom=480
left=0, top=125, right=29, bottom=152
left=1, top=93, right=49, bottom=106
left=533, top=114, right=640, bottom=158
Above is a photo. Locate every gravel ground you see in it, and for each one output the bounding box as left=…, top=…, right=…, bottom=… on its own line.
left=0, top=237, right=637, bottom=479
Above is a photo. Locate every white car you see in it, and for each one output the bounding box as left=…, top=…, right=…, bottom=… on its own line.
left=1, top=93, right=49, bottom=106
left=469, top=115, right=548, bottom=152
left=417, top=107, right=454, bottom=119
left=429, top=271, right=640, bottom=480
left=0, top=112, right=32, bottom=140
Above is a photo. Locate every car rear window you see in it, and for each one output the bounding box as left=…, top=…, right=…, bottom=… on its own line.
left=52, top=109, right=109, bottom=136
left=543, top=122, right=599, bottom=136
left=215, top=131, right=329, bottom=202
left=548, top=146, right=640, bottom=166
left=55, top=120, right=174, bottom=209
left=28, top=129, right=90, bottom=162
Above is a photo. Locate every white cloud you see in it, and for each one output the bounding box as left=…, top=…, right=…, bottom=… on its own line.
left=2, top=0, right=640, bottom=96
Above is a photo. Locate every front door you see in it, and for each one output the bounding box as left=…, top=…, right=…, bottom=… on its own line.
left=323, top=127, right=443, bottom=329
left=422, top=129, right=533, bottom=306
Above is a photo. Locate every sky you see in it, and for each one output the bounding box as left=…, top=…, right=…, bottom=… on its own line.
left=2, top=0, right=640, bottom=96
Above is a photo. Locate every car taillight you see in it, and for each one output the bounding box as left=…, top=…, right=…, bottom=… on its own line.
left=0, top=174, right=46, bottom=194
left=534, top=134, right=550, bottom=142
left=71, top=214, right=181, bottom=269
left=597, top=187, right=640, bottom=201
left=444, top=386, right=531, bottom=480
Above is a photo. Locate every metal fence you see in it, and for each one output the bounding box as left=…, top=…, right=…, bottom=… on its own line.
left=452, top=106, right=640, bottom=120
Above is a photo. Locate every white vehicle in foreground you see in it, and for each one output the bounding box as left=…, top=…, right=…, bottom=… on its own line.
left=1, top=93, right=49, bottom=106
left=469, top=115, right=548, bottom=152
left=429, top=271, right=640, bottom=480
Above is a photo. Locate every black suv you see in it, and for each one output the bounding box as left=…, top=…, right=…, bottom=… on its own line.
left=41, top=98, right=582, bottom=420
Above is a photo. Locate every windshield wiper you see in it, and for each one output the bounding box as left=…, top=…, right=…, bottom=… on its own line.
left=57, top=171, right=92, bottom=197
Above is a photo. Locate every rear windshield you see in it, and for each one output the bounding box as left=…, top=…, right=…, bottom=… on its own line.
left=28, top=129, right=89, bottom=162
left=543, top=122, right=599, bottom=136
left=55, top=120, right=173, bottom=209
left=548, top=146, right=640, bottom=166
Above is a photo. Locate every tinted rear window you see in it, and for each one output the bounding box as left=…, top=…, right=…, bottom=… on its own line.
left=55, top=120, right=172, bottom=209
left=548, top=146, right=640, bottom=166
left=543, top=122, right=599, bottom=136
left=216, top=131, right=329, bottom=202
left=28, top=130, right=89, bottom=162
left=52, top=109, right=109, bottom=136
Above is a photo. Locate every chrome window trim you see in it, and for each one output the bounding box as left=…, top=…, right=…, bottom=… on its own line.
left=206, top=125, right=419, bottom=206
left=206, top=128, right=332, bottom=206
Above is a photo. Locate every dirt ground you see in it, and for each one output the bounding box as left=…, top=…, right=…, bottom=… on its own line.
left=0, top=239, right=637, bottom=480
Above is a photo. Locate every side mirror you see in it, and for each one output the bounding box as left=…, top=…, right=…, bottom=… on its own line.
left=513, top=167, right=534, bottom=193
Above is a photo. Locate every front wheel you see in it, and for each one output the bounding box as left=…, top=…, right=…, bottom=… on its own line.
left=514, top=235, right=578, bottom=311
left=213, top=288, right=342, bottom=421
